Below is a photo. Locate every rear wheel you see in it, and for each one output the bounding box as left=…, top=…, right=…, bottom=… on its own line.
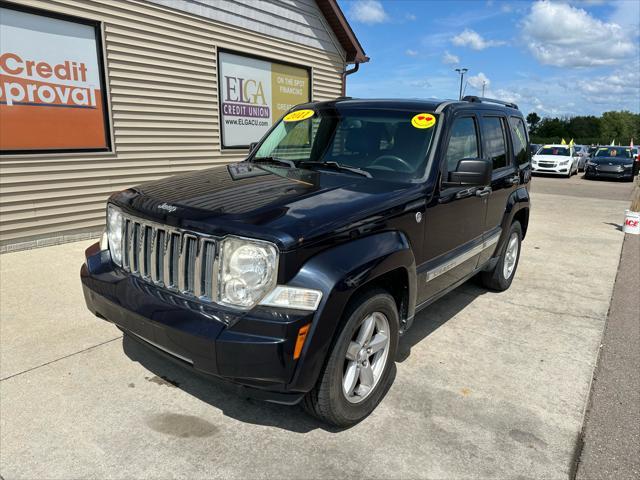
left=303, top=290, right=399, bottom=427
left=481, top=221, right=522, bottom=291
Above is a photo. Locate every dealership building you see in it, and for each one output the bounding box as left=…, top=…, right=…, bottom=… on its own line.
left=0, top=0, right=367, bottom=251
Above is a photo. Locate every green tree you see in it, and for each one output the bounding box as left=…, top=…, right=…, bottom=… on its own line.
left=526, top=112, right=541, bottom=134
left=600, top=111, right=640, bottom=145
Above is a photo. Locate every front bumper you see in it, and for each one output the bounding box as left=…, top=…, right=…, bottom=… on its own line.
left=81, top=242, right=315, bottom=404
left=531, top=164, right=570, bottom=175
left=584, top=166, right=633, bottom=180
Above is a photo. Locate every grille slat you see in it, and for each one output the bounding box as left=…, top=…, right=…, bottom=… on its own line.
left=119, top=213, right=217, bottom=299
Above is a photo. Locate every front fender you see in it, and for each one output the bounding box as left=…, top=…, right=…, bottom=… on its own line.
left=285, top=231, right=416, bottom=393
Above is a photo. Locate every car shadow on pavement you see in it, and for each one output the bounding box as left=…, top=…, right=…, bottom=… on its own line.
left=397, top=280, right=487, bottom=362
left=121, top=279, right=486, bottom=434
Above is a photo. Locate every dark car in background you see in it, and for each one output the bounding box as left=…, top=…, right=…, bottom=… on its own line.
left=530, top=143, right=541, bottom=156
left=584, top=146, right=635, bottom=181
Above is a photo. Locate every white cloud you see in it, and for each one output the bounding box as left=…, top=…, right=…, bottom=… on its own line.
left=405, top=13, right=417, bottom=21
left=452, top=29, right=505, bottom=50
left=350, top=0, right=388, bottom=24
left=521, top=1, right=636, bottom=67
left=442, top=51, right=460, bottom=64
left=405, top=49, right=419, bottom=57
left=577, top=72, right=638, bottom=96
left=467, top=72, right=491, bottom=90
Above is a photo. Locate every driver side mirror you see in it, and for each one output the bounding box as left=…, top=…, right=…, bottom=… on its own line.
left=447, top=158, right=492, bottom=186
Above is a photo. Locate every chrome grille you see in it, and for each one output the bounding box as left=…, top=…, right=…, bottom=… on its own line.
left=121, top=214, right=217, bottom=299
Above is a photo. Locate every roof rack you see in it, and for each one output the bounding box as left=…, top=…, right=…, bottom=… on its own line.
left=462, top=95, right=519, bottom=110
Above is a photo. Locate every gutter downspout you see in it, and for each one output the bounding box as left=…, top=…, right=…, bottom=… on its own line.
left=341, top=62, right=360, bottom=96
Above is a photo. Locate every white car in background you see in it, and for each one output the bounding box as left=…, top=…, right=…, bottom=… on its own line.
left=531, top=144, right=579, bottom=177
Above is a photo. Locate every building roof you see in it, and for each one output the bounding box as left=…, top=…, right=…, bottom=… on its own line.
left=317, top=0, right=369, bottom=64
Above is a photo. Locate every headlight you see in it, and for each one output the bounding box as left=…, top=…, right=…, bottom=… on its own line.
left=623, top=163, right=633, bottom=168
left=106, top=205, right=124, bottom=266
left=559, top=160, right=569, bottom=165
left=219, top=236, right=278, bottom=309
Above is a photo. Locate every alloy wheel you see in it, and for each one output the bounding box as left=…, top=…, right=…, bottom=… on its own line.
left=342, top=311, right=390, bottom=404
left=503, top=232, right=519, bottom=279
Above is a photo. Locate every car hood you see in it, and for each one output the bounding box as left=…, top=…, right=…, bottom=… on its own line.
left=111, top=163, right=418, bottom=250
left=589, top=157, right=632, bottom=165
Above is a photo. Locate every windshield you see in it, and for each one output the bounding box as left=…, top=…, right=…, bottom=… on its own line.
left=537, top=146, right=570, bottom=156
left=252, top=107, right=438, bottom=182
left=595, top=147, right=632, bottom=158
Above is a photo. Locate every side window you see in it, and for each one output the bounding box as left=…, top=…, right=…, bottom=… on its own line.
left=481, top=116, right=508, bottom=170
left=444, top=117, right=479, bottom=173
left=509, top=117, right=529, bottom=165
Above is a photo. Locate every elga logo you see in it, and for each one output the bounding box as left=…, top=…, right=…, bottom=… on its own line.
left=158, top=202, right=177, bottom=213
left=222, top=75, right=270, bottom=119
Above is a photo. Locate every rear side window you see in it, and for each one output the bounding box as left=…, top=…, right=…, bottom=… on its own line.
left=509, top=117, right=529, bottom=165
left=481, top=117, right=508, bottom=170
left=444, top=117, right=479, bottom=173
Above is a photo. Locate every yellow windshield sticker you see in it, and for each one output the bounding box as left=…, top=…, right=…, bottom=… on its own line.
left=411, top=113, right=436, bottom=129
left=283, top=109, right=315, bottom=122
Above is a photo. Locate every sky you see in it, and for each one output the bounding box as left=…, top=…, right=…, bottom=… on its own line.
left=338, top=0, right=640, bottom=118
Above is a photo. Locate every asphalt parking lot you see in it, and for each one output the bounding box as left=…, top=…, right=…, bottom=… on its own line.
left=0, top=175, right=635, bottom=479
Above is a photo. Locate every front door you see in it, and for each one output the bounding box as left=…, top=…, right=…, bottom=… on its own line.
left=418, top=114, right=488, bottom=303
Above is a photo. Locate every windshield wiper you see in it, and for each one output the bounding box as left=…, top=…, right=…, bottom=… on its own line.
left=251, top=156, right=296, bottom=168
left=299, top=161, right=372, bottom=178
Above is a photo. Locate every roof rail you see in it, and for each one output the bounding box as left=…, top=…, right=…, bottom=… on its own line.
left=462, top=95, right=519, bottom=110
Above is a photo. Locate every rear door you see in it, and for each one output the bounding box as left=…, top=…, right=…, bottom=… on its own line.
left=479, top=115, right=518, bottom=249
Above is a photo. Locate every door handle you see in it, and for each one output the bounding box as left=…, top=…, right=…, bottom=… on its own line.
left=455, top=188, right=476, bottom=199
left=476, top=186, right=492, bottom=198
left=506, top=175, right=520, bottom=186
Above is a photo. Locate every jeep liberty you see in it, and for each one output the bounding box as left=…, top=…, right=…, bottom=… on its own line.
left=81, top=96, right=532, bottom=426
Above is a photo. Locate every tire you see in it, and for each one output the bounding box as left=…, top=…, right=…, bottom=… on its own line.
left=481, top=221, right=523, bottom=291
left=302, top=289, right=399, bottom=427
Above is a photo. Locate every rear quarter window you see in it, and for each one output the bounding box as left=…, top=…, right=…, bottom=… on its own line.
left=509, top=117, right=529, bottom=165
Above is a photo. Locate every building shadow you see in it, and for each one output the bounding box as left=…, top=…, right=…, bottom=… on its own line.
left=122, top=278, right=487, bottom=433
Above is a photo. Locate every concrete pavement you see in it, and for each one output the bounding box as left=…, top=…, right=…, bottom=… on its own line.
left=576, top=233, right=640, bottom=480
left=0, top=175, right=634, bottom=479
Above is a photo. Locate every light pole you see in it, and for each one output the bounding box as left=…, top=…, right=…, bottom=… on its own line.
left=455, top=68, right=468, bottom=100
left=481, top=80, right=487, bottom=97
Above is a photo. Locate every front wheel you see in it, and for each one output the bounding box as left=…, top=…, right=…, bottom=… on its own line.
left=303, top=290, right=399, bottom=427
left=481, top=221, right=522, bottom=291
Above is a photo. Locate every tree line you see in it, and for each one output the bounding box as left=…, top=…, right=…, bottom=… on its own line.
left=526, top=111, right=640, bottom=146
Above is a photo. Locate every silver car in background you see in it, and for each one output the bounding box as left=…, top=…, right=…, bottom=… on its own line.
left=574, top=145, right=589, bottom=171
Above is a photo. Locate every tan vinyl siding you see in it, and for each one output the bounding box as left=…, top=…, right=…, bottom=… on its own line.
left=0, top=0, right=346, bottom=248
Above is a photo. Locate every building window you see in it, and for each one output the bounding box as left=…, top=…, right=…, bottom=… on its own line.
left=0, top=5, right=110, bottom=154
left=218, top=50, right=311, bottom=148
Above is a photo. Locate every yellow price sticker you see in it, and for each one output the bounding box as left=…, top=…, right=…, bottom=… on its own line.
left=283, top=109, right=315, bottom=122
left=411, top=113, right=436, bottom=129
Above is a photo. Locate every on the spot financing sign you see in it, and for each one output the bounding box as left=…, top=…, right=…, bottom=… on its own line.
left=0, top=7, right=108, bottom=152
left=219, top=51, right=310, bottom=147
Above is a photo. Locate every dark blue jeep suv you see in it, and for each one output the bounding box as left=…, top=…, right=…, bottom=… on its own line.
left=81, top=96, right=531, bottom=426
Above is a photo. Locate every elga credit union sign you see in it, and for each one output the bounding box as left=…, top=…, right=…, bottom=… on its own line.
left=219, top=51, right=310, bottom=147
left=0, top=6, right=109, bottom=152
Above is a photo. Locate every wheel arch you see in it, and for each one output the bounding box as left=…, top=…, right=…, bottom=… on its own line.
left=284, top=231, right=416, bottom=393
